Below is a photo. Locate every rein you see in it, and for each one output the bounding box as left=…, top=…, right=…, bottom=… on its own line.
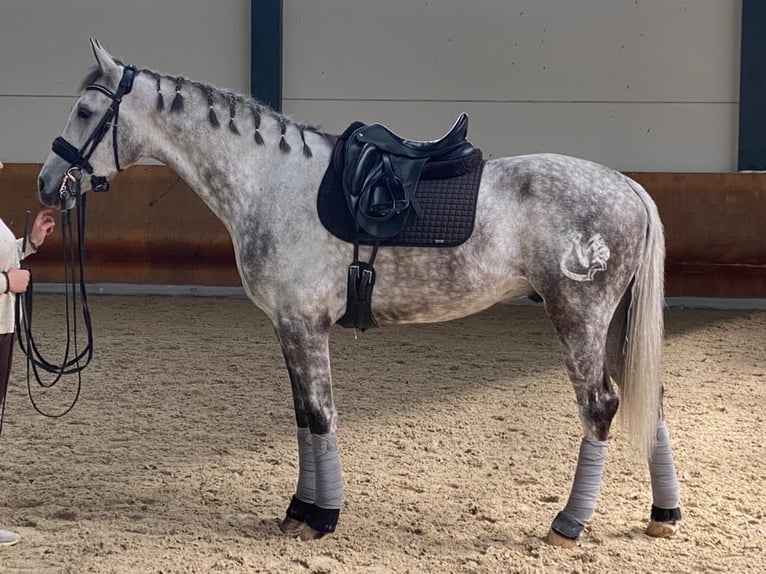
left=13, top=169, right=94, bottom=419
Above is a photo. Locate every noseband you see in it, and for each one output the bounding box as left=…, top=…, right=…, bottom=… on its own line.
left=51, top=65, right=137, bottom=193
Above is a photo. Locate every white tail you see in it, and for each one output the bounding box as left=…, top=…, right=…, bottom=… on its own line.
left=621, top=178, right=665, bottom=461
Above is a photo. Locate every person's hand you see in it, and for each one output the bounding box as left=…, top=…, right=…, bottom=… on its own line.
left=29, top=209, right=55, bottom=249
left=6, top=268, right=30, bottom=294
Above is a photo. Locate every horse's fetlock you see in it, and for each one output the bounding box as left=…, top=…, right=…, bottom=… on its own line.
left=550, top=510, right=585, bottom=541
left=304, top=504, right=340, bottom=535
left=285, top=496, right=313, bottom=522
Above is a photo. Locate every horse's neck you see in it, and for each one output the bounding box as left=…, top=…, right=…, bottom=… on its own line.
left=138, top=85, right=330, bottom=233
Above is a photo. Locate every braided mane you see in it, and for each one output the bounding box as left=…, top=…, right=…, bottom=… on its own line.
left=79, top=65, right=329, bottom=157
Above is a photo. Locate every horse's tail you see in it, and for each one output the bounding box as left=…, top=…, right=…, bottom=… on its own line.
left=620, top=177, right=665, bottom=461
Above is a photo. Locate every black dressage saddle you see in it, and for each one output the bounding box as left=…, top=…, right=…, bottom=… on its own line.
left=338, top=113, right=476, bottom=239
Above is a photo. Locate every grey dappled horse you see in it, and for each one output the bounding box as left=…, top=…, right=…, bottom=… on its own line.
left=37, top=41, right=681, bottom=547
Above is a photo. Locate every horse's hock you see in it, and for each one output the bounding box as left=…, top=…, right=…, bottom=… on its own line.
left=2, top=165, right=763, bottom=298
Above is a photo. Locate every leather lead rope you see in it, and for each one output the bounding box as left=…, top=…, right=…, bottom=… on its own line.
left=14, top=173, right=94, bottom=419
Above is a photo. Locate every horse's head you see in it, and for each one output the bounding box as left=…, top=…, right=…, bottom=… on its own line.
left=38, top=40, right=145, bottom=208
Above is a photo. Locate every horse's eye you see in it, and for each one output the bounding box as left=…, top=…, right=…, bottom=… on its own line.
left=77, top=107, right=92, bottom=119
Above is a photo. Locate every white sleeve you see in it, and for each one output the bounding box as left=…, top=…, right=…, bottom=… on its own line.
left=16, top=237, right=36, bottom=260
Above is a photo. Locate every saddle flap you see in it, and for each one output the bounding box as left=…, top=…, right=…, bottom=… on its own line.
left=345, top=144, right=382, bottom=201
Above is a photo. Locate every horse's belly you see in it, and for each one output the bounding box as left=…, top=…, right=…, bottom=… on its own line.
left=371, top=276, right=533, bottom=325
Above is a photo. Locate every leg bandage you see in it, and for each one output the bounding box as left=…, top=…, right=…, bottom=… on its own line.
left=295, top=427, right=316, bottom=504
left=312, top=433, right=344, bottom=509
left=650, top=420, right=680, bottom=510
left=562, top=438, right=608, bottom=525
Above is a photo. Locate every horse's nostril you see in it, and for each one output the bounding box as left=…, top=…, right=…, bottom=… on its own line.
left=38, top=177, right=45, bottom=193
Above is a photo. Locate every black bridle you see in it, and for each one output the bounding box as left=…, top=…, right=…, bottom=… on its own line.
left=51, top=65, right=137, bottom=192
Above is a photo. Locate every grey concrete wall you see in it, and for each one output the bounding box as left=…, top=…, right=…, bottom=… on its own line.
left=0, top=0, right=250, bottom=163
left=282, top=0, right=741, bottom=172
left=0, top=0, right=741, bottom=172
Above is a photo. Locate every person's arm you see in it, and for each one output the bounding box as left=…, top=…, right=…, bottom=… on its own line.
left=1, top=268, right=29, bottom=294
left=18, top=209, right=55, bottom=260
left=16, top=237, right=36, bottom=260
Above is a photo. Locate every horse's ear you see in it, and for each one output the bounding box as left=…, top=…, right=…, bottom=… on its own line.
left=89, top=38, right=119, bottom=77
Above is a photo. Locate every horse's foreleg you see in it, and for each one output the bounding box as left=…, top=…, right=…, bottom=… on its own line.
left=274, top=313, right=343, bottom=540
left=543, top=315, right=618, bottom=548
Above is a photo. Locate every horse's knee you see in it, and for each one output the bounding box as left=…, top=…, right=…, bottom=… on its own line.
left=303, top=397, right=337, bottom=435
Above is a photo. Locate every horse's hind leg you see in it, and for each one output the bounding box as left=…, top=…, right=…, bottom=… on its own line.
left=644, top=417, right=682, bottom=537
left=274, top=312, right=344, bottom=540
left=607, top=293, right=682, bottom=538
left=541, top=299, right=619, bottom=548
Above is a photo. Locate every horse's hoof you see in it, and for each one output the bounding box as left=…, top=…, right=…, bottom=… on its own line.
left=279, top=517, right=305, bottom=537
left=645, top=520, right=680, bottom=538
left=544, top=529, right=578, bottom=548
left=298, top=524, right=331, bottom=541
